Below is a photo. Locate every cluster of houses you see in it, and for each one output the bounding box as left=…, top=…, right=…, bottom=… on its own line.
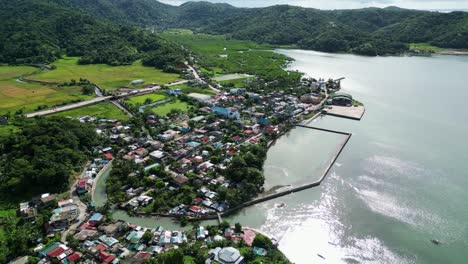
left=17, top=193, right=81, bottom=233
left=69, top=78, right=333, bottom=219
left=17, top=206, right=270, bottom=264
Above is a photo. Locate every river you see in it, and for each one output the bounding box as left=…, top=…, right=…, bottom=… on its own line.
left=95, top=50, right=468, bottom=263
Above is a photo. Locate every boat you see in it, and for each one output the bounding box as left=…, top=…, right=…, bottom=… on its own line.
left=276, top=203, right=286, bottom=208
left=431, top=239, right=442, bottom=245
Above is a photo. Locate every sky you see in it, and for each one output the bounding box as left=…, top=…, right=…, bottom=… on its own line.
left=158, top=0, right=468, bottom=11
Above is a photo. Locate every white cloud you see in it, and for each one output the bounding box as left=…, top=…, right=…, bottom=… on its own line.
left=158, top=0, right=468, bottom=10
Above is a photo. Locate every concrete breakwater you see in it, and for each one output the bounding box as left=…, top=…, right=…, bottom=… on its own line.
left=130, top=125, right=352, bottom=221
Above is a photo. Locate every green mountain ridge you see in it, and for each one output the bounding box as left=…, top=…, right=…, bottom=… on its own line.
left=1, top=0, right=467, bottom=63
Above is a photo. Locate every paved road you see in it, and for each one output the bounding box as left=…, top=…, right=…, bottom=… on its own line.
left=185, top=63, right=220, bottom=93
left=25, top=80, right=189, bottom=118
left=26, top=96, right=112, bottom=118
left=61, top=163, right=90, bottom=243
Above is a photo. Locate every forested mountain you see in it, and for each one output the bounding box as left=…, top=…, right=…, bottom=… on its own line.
left=0, top=0, right=467, bottom=63
left=48, top=0, right=468, bottom=55
left=0, top=0, right=184, bottom=67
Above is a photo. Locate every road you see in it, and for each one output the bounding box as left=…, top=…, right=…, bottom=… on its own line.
left=26, top=96, right=112, bottom=118
left=185, top=63, right=221, bottom=93
left=61, top=163, right=90, bottom=243
left=25, top=80, right=189, bottom=118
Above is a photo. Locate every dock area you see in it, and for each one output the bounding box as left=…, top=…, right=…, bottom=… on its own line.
left=323, top=105, right=365, bottom=120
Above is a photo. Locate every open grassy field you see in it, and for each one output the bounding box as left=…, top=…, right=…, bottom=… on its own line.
left=150, top=100, right=189, bottom=116
left=50, top=102, right=129, bottom=120
left=409, top=43, right=443, bottom=53
left=124, top=93, right=167, bottom=106
left=218, top=78, right=249, bottom=88
left=0, top=65, right=95, bottom=115
left=172, top=84, right=217, bottom=95
left=32, top=57, right=181, bottom=89
left=162, top=30, right=292, bottom=79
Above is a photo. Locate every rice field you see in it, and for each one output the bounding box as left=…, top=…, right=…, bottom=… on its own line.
left=32, top=57, right=182, bottom=89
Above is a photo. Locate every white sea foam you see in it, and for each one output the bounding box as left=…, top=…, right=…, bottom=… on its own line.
left=364, top=155, right=425, bottom=178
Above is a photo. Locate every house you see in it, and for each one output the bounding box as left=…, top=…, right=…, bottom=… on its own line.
left=99, top=221, right=126, bottom=236
left=206, top=247, right=244, bottom=264
left=131, top=79, right=144, bottom=85
left=172, top=175, right=189, bottom=186
left=149, top=150, right=165, bottom=161
left=76, top=178, right=89, bottom=195
left=212, top=106, right=240, bottom=119
left=242, top=230, right=256, bottom=247
left=196, top=226, right=206, bottom=240
left=89, top=212, right=104, bottom=226
left=329, top=92, right=353, bottom=106
left=17, top=202, right=37, bottom=221
left=253, top=247, right=267, bottom=256
left=33, top=193, right=57, bottom=208
left=166, top=89, right=182, bottom=96
left=99, top=235, right=119, bottom=247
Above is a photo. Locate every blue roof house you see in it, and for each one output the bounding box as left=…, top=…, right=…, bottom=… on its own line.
left=212, top=106, right=240, bottom=119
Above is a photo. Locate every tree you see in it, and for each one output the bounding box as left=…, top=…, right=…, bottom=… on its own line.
left=234, top=223, right=242, bottom=233
left=142, top=231, right=153, bottom=244
left=253, top=234, right=273, bottom=250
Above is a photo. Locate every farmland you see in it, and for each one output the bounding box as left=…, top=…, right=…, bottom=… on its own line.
left=50, top=102, right=129, bottom=120
left=0, top=65, right=94, bottom=115
left=32, top=57, right=182, bottom=89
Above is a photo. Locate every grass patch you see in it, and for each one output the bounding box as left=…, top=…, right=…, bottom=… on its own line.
left=150, top=100, right=189, bottom=116
left=124, top=93, right=167, bottom=106
left=0, top=65, right=94, bottom=115
left=32, top=57, right=181, bottom=89
left=171, top=84, right=217, bottom=95
left=162, top=32, right=292, bottom=80
left=218, top=78, right=248, bottom=88
left=50, top=102, right=129, bottom=120
left=409, top=43, right=442, bottom=53
left=0, top=65, right=38, bottom=81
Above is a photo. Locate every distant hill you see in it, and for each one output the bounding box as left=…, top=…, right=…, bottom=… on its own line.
left=0, top=0, right=183, bottom=67
left=49, top=0, right=468, bottom=55
left=1, top=0, right=467, bottom=63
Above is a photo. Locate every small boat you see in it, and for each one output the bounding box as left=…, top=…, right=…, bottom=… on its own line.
left=317, top=254, right=326, bottom=259
left=431, top=239, right=442, bottom=245
left=276, top=203, right=286, bottom=208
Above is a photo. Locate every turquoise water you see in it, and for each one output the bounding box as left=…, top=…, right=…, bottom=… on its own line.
left=96, top=49, right=468, bottom=263
left=267, top=50, right=468, bottom=263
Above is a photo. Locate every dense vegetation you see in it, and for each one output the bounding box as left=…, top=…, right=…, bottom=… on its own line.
left=0, top=0, right=184, bottom=67
left=1, top=0, right=466, bottom=63
left=41, top=0, right=468, bottom=55
left=163, top=31, right=302, bottom=85
left=0, top=117, right=98, bottom=198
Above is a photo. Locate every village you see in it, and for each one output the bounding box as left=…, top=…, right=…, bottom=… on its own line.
left=12, top=64, right=363, bottom=264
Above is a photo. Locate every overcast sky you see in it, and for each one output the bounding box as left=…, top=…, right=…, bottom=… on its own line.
left=158, top=0, right=468, bottom=11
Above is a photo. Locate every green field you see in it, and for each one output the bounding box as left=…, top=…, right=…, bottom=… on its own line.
left=32, top=57, right=182, bottom=89
left=162, top=30, right=292, bottom=80
left=172, top=84, right=217, bottom=95
left=150, top=100, right=189, bottom=116
left=409, top=43, right=442, bottom=53
left=218, top=78, right=248, bottom=88
left=125, top=93, right=167, bottom=106
left=0, top=65, right=95, bottom=115
left=50, top=102, right=129, bottom=120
